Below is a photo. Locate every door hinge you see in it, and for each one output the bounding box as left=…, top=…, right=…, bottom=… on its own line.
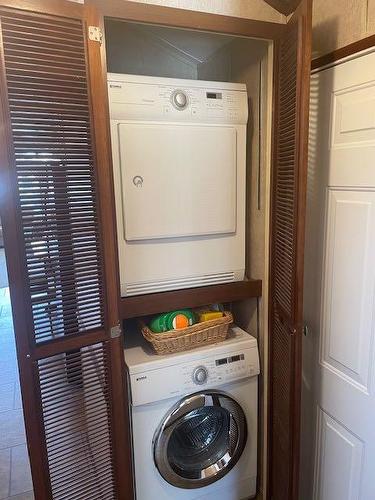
left=110, top=324, right=122, bottom=339
left=88, top=26, right=103, bottom=44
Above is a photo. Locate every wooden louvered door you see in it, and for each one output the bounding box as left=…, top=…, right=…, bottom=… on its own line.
left=268, top=1, right=312, bottom=500
left=0, top=1, right=132, bottom=499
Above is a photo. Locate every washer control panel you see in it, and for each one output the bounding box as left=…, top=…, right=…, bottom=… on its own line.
left=185, top=351, right=253, bottom=389
left=129, top=341, right=260, bottom=407
left=189, top=353, right=252, bottom=385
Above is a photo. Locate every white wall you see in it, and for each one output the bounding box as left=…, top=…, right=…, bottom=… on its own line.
left=105, top=21, right=199, bottom=78
left=312, top=0, right=375, bottom=58
left=122, top=0, right=284, bottom=22
left=94, top=0, right=284, bottom=23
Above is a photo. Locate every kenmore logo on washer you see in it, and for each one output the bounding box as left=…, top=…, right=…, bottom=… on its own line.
left=136, top=376, right=147, bottom=382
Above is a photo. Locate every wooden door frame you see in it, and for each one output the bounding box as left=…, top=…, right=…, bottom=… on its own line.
left=90, top=5, right=285, bottom=500
left=89, top=4, right=284, bottom=500
left=84, top=4, right=134, bottom=498
left=312, top=34, right=375, bottom=70
left=87, top=0, right=286, bottom=40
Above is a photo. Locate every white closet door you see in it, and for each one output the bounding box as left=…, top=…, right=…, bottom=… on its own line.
left=302, top=51, right=375, bottom=500
left=313, top=187, right=375, bottom=500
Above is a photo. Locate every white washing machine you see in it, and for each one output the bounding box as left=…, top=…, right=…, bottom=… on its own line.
left=124, top=326, right=260, bottom=500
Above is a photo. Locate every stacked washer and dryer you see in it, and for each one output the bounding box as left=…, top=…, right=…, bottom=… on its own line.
left=108, top=74, right=260, bottom=500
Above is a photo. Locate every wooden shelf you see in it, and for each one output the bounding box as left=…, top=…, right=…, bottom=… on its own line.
left=120, top=279, right=262, bottom=319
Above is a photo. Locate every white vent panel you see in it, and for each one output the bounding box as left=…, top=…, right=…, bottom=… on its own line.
left=125, top=272, right=236, bottom=296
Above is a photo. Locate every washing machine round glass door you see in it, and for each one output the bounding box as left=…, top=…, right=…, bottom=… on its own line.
left=153, top=391, right=247, bottom=489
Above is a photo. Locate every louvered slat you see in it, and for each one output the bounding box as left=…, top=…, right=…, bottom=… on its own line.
left=38, top=344, right=116, bottom=500
left=273, top=23, right=298, bottom=320
left=271, top=312, right=294, bottom=500
left=0, top=10, right=104, bottom=344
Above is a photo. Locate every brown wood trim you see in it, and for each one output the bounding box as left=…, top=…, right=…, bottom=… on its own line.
left=0, top=0, right=83, bottom=18
left=312, top=33, right=375, bottom=70
left=263, top=0, right=301, bottom=16
left=84, top=5, right=134, bottom=499
left=120, top=279, right=262, bottom=319
left=267, top=36, right=279, bottom=500
left=267, top=1, right=312, bottom=499
left=291, top=2, right=311, bottom=499
left=32, top=328, right=107, bottom=360
left=87, top=0, right=286, bottom=40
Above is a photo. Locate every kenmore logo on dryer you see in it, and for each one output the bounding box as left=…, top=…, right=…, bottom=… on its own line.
left=136, top=376, right=147, bottom=382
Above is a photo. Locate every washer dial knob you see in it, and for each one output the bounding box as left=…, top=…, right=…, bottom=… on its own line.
left=193, top=366, right=208, bottom=385
left=172, top=90, right=188, bottom=110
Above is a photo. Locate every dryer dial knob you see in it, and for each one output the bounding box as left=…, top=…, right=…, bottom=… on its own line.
left=193, top=366, right=208, bottom=385
left=172, top=91, right=188, bottom=110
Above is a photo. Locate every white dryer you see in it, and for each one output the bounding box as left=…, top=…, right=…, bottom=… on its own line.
left=124, top=326, right=259, bottom=500
left=108, top=74, right=248, bottom=297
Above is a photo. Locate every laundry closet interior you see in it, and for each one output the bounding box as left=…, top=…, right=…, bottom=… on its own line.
left=103, top=12, right=272, bottom=493
left=105, top=19, right=271, bottom=308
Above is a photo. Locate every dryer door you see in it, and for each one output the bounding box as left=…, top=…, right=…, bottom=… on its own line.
left=153, top=391, right=247, bottom=489
left=118, top=123, right=237, bottom=241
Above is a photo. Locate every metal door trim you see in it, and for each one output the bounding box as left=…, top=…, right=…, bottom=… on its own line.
left=153, top=390, right=247, bottom=489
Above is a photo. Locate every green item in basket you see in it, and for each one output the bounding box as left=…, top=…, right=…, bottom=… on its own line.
left=149, top=309, right=195, bottom=333
left=149, top=313, right=169, bottom=333
left=166, top=309, right=195, bottom=330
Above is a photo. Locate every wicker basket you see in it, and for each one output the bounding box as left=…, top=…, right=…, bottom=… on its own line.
left=141, top=311, right=233, bottom=355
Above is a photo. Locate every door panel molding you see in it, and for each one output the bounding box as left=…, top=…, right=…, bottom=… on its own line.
left=313, top=408, right=364, bottom=500
left=321, top=190, right=375, bottom=394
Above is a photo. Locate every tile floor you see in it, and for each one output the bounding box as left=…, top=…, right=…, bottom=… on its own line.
left=0, top=288, right=34, bottom=500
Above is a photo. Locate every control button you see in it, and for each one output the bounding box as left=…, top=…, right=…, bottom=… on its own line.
left=193, top=366, right=208, bottom=385
left=172, top=90, right=188, bottom=110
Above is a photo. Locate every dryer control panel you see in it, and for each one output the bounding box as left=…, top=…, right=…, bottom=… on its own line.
left=129, top=345, right=260, bottom=407
left=108, top=73, right=248, bottom=125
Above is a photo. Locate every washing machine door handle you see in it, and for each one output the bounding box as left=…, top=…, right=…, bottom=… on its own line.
left=164, top=392, right=222, bottom=429
left=163, top=393, right=207, bottom=429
